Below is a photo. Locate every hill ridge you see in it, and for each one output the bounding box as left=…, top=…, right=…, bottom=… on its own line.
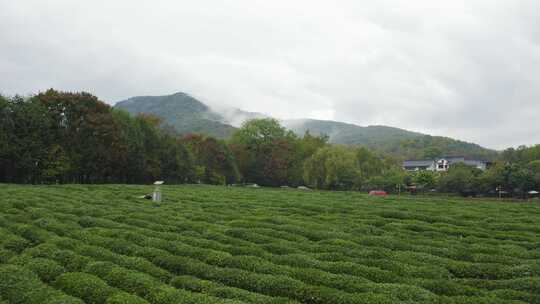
left=114, top=92, right=497, bottom=159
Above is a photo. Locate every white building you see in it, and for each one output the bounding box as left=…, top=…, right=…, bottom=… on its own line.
left=403, top=157, right=490, bottom=172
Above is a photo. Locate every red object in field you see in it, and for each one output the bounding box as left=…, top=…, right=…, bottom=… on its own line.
left=369, top=190, right=388, bottom=197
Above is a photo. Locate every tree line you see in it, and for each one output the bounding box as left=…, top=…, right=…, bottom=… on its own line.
left=1, top=89, right=539, bottom=197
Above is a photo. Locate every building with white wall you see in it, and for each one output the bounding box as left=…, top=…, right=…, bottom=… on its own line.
left=403, top=157, right=490, bottom=172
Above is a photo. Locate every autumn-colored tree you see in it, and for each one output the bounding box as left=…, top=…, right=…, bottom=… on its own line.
left=183, top=134, right=239, bottom=184
left=32, top=89, right=122, bottom=182
left=262, top=139, right=296, bottom=186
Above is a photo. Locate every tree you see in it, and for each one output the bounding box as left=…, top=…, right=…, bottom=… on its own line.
left=522, top=145, right=540, bottom=163
left=231, top=118, right=293, bottom=147
left=230, top=118, right=297, bottom=185
left=303, top=146, right=361, bottom=190
left=355, top=147, right=395, bottom=185
left=159, top=134, right=195, bottom=183
left=40, top=144, right=71, bottom=183
left=507, top=165, right=535, bottom=197
left=2, top=96, right=54, bottom=183
left=423, top=146, right=442, bottom=159
left=110, top=110, right=145, bottom=183
left=527, top=160, right=540, bottom=189
left=438, top=163, right=482, bottom=196
left=413, top=170, right=439, bottom=191
left=356, top=147, right=380, bottom=178
left=261, top=138, right=297, bottom=186
left=479, top=162, right=535, bottom=197
left=364, top=168, right=406, bottom=193
left=183, top=134, right=239, bottom=185
left=33, top=89, right=122, bottom=182
left=0, top=95, right=13, bottom=181
left=287, top=131, right=328, bottom=186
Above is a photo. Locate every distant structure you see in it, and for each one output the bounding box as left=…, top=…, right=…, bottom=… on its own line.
left=403, top=157, right=490, bottom=172
left=153, top=181, right=164, bottom=202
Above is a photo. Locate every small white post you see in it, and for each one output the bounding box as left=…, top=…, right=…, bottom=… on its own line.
left=153, top=181, right=164, bottom=203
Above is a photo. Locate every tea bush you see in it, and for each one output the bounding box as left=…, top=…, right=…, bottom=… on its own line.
left=54, top=272, right=115, bottom=304
left=0, top=184, right=539, bottom=303
left=105, top=292, right=149, bottom=304
left=0, top=264, right=82, bottom=304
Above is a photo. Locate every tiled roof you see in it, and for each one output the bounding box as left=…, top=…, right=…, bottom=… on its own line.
left=403, top=160, right=434, bottom=167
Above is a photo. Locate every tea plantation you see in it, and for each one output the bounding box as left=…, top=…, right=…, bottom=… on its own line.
left=1, top=184, right=540, bottom=304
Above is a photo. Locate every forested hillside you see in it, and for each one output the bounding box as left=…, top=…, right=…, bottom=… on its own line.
left=115, top=93, right=237, bottom=139
left=283, top=119, right=497, bottom=160
left=116, top=92, right=497, bottom=160
left=282, top=119, right=423, bottom=144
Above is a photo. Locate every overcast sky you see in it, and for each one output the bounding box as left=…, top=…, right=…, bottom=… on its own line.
left=1, top=1, right=539, bottom=149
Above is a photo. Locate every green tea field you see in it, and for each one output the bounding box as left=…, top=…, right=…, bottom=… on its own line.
left=1, top=184, right=540, bottom=304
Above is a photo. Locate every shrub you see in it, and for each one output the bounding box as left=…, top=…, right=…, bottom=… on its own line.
left=0, top=264, right=81, bottom=304
left=415, top=279, right=484, bottom=297
left=3, top=185, right=540, bottom=303
left=490, top=289, right=540, bottom=304
left=2, top=235, right=31, bottom=253
left=105, top=267, right=163, bottom=299
left=53, top=250, right=91, bottom=272
left=0, top=264, right=48, bottom=303
left=12, top=224, right=51, bottom=245
left=13, top=257, right=66, bottom=282
left=43, top=293, right=85, bottom=304
left=106, top=292, right=149, bottom=304
left=24, top=242, right=60, bottom=259
left=0, top=248, right=14, bottom=263
left=170, top=275, right=215, bottom=293
left=54, top=272, right=116, bottom=304
left=84, top=261, right=117, bottom=278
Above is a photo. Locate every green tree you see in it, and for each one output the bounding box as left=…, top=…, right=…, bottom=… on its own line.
left=287, top=131, right=328, bottom=186
left=364, top=168, right=406, bottom=192
left=423, top=146, right=442, bottom=159
left=413, top=170, right=439, bottom=191
left=303, top=146, right=361, bottom=190
left=528, top=160, right=540, bottom=189
left=438, top=163, right=482, bottom=196
left=355, top=147, right=381, bottom=180
left=508, top=166, right=535, bottom=197
left=2, top=96, right=54, bottom=183
left=40, top=144, right=71, bottom=183
left=231, top=118, right=293, bottom=147
left=159, top=133, right=195, bottom=183
left=230, top=118, right=297, bottom=185
left=0, top=95, right=13, bottom=181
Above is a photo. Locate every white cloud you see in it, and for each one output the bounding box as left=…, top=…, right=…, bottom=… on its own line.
left=1, top=0, right=539, bottom=149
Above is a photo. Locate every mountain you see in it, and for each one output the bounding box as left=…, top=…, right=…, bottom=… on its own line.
left=282, top=119, right=423, bottom=145
left=282, top=119, right=497, bottom=160
left=115, top=92, right=497, bottom=159
left=115, top=92, right=237, bottom=138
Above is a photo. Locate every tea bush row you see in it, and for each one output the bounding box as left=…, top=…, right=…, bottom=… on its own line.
left=2, top=184, right=540, bottom=303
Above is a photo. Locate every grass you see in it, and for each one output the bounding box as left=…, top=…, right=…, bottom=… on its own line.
left=1, top=184, right=540, bottom=304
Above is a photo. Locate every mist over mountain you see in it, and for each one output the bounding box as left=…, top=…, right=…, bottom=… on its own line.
left=115, top=92, right=237, bottom=138
left=281, top=119, right=422, bottom=145
left=115, top=92, right=497, bottom=160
